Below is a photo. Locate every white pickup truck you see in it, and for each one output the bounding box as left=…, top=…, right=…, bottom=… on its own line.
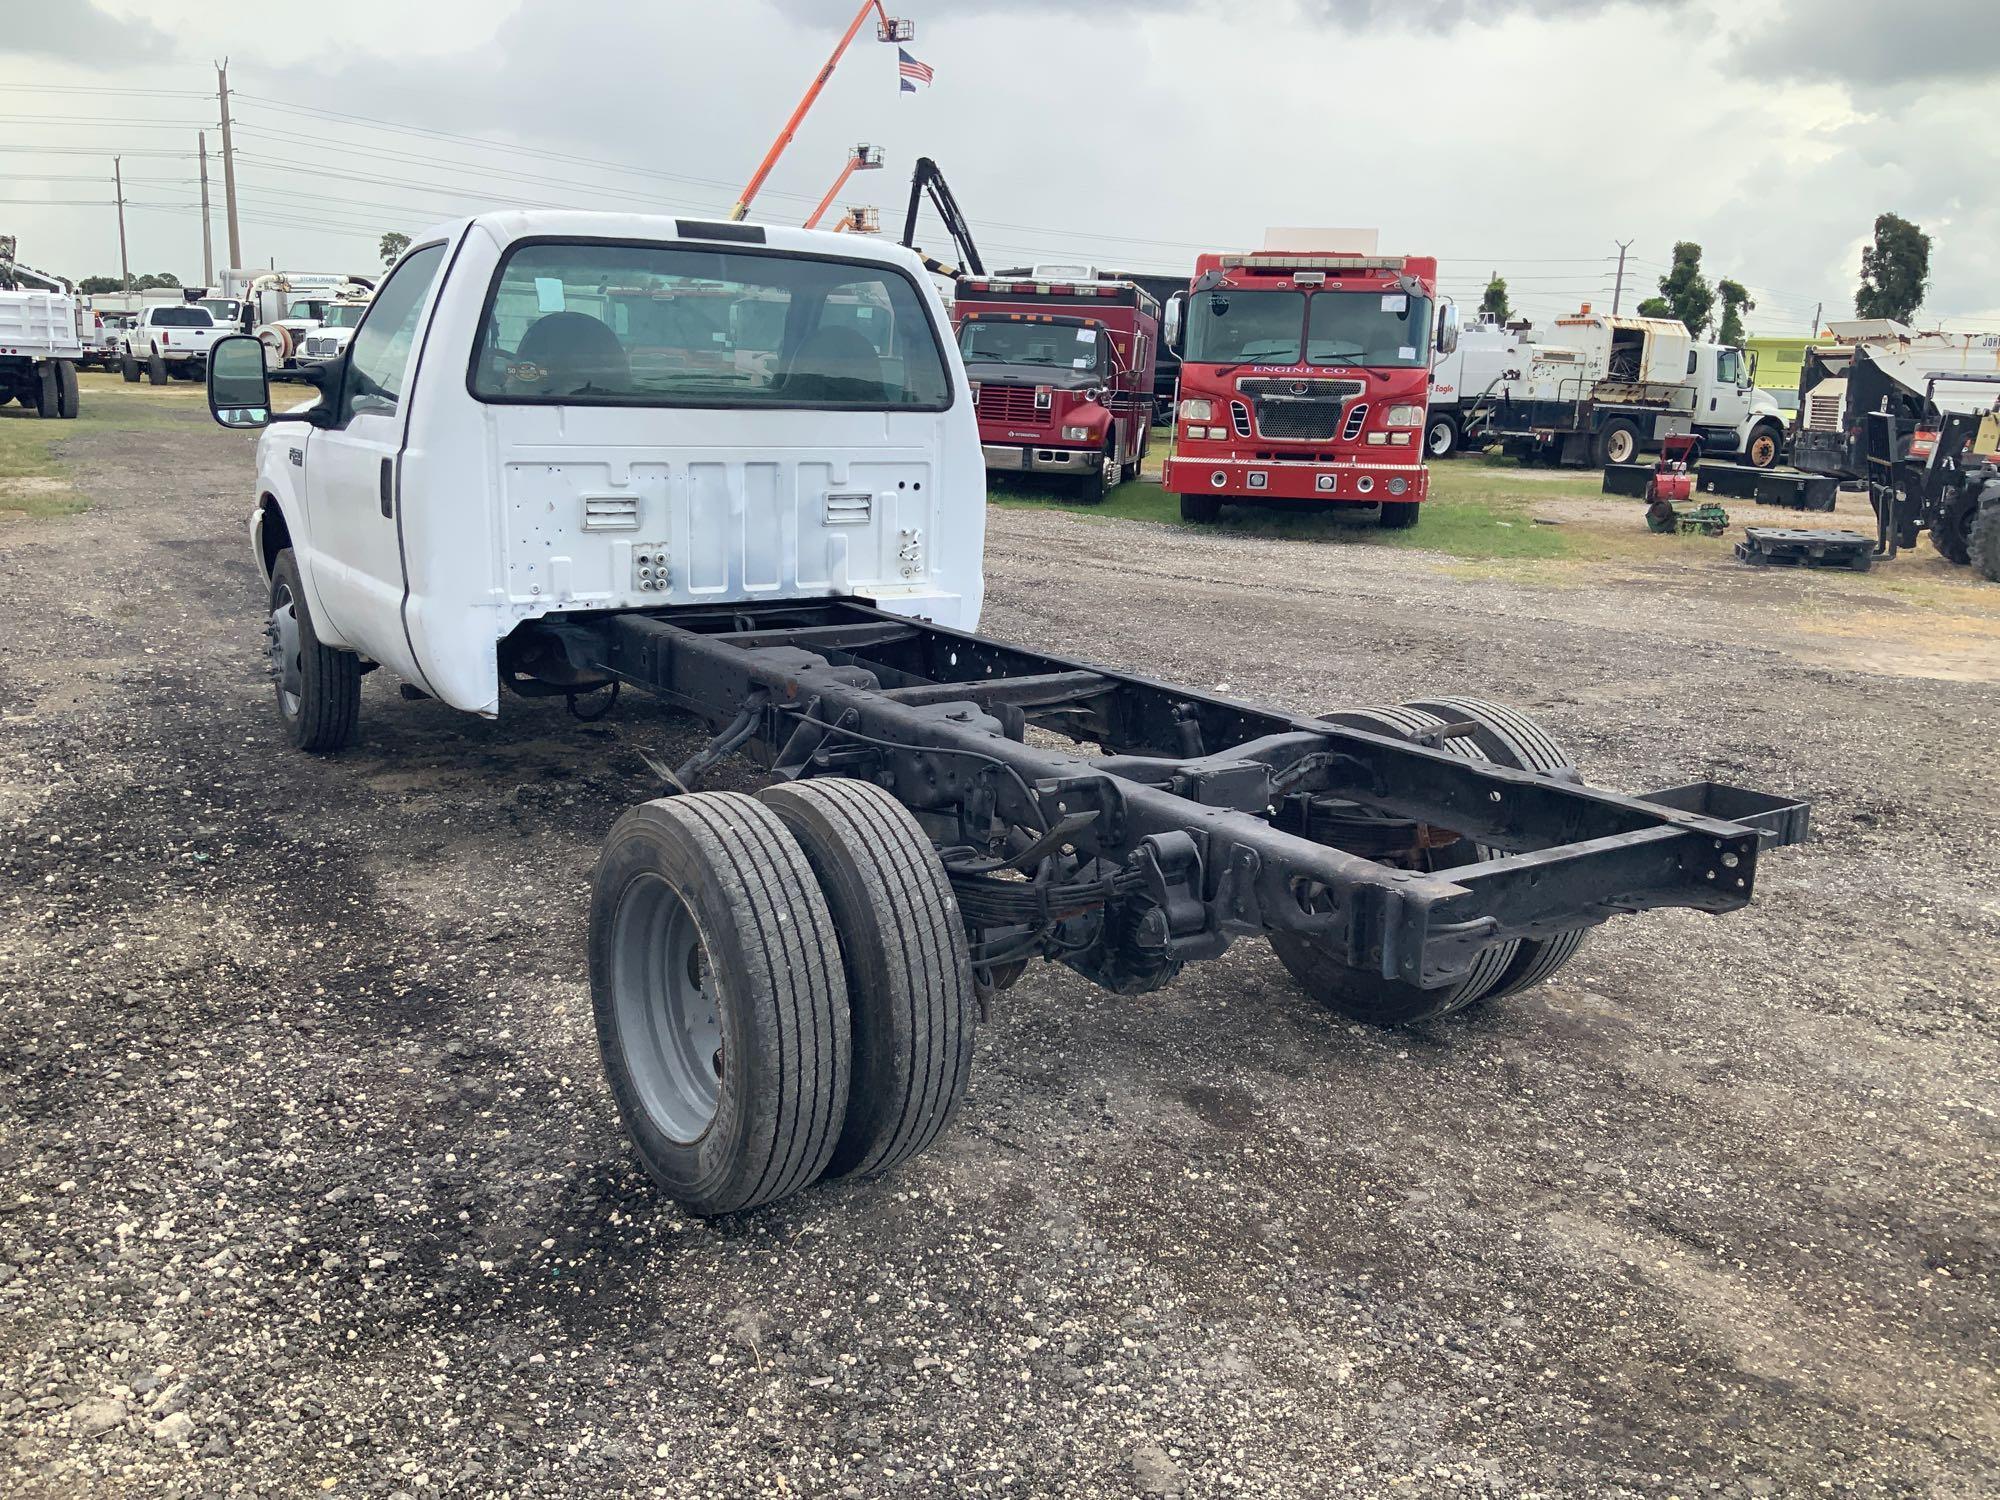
left=201, top=210, right=1809, bottom=1217
left=119, top=303, right=225, bottom=385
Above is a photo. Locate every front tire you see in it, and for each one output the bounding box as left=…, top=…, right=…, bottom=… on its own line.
left=1932, top=489, right=1978, bottom=566
left=267, top=549, right=360, bottom=752
left=757, top=778, right=976, bottom=1180
left=590, top=793, right=851, bottom=1216
left=1967, top=482, right=2000, bottom=583
left=1378, top=500, right=1420, bottom=530
left=1076, top=441, right=1118, bottom=504
left=1744, top=423, right=1781, bottom=469
left=1425, top=413, right=1459, bottom=459
left=1178, top=491, right=1221, bottom=524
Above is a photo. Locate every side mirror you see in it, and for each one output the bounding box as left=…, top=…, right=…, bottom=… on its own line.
left=1435, top=300, right=1461, bottom=356
left=208, top=334, right=271, bottom=428
left=1164, top=292, right=1185, bottom=356
left=1191, top=269, right=1225, bottom=294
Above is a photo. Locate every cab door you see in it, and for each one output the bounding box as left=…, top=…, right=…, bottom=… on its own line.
left=301, top=240, right=450, bottom=675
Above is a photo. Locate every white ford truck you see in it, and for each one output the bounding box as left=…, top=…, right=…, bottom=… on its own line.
left=204, top=211, right=1808, bottom=1217
left=120, top=302, right=225, bottom=385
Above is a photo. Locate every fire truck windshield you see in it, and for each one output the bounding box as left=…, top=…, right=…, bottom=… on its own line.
left=958, top=320, right=1106, bottom=375
left=1186, top=288, right=1433, bottom=368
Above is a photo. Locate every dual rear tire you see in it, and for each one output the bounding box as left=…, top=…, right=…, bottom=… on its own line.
left=590, top=779, right=976, bottom=1216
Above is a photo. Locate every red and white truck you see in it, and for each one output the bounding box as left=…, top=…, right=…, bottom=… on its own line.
left=1163, top=241, right=1455, bottom=527
left=952, top=270, right=1160, bottom=501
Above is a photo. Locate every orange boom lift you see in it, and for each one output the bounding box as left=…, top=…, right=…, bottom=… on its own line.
left=804, top=143, right=885, bottom=229
left=727, top=3, right=912, bottom=223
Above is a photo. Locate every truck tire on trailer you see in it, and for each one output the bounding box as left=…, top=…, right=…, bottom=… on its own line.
left=1593, top=418, right=1640, bottom=468
left=1425, top=413, right=1459, bottom=459
left=1274, top=704, right=1521, bottom=1023
left=1744, top=423, right=1781, bottom=469
left=1966, top=481, right=2000, bottom=583
left=1400, top=696, right=1588, bottom=1000
left=146, top=349, right=167, bottom=386
left=1378, top=501, right=1420, bottom=530
left=1178, top=492, right=1220, bottom=524
left=32, top=364, right=59, bottom=418
left=55, top=361, right=79, bottom=420
left=757, top=778, right=976, bottom=1179
left=589, top=792, right=852, bottom=1217
left=267, top=550, right=361, bottom=752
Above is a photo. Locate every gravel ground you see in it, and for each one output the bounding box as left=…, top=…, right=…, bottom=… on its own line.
left=2, top=388, right=1995, bottom=1499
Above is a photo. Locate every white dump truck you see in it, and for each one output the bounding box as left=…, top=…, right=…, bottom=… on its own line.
left=0, top=243, right=82, bottom=418
left=1477, top=308, right=1788, bottom=469
left=199, top=211, right=1808, bottom=1216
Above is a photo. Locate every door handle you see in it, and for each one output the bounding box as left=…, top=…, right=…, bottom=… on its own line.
left=379, top=458, right=394, bottom=519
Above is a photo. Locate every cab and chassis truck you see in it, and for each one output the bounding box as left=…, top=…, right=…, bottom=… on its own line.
left=1162, top=251, right=1451, bottom=527
left=953, top=272, right=1160, bottom=500
left=204, top=212, right=1809, bottom=1217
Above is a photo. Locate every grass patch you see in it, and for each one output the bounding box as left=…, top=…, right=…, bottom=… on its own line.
left=989, top=446, right=1579, bottom=562
left=0, top=373, right=191, bottom=521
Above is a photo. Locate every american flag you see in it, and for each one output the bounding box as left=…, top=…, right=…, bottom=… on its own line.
left=897, top=46, right=933, bottom=92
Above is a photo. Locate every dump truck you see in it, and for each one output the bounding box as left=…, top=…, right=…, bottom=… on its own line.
left=199, top=211, right=1809, bottom=1216
left=0, top=246, right=82, bottom=420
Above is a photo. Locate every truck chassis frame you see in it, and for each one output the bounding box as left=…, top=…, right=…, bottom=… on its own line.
left=518, top=598, right=1807, bottom=998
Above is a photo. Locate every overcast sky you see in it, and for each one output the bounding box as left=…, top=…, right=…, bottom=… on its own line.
left=5, top=0, right=1996, bottom=333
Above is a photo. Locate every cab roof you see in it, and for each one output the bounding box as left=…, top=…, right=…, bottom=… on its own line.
left=419, top=211, right=934, bottom=277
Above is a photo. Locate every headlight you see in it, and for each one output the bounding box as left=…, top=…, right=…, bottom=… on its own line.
left=1386, top=404, right=1424, bottom=427
left=1061, top=425, right=1093, bottom=441
left=1178, top=399, right=1213, bottom=423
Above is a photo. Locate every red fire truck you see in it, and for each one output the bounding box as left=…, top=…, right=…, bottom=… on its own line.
left=952, top=272, right=1161, bottom=501
left=1162, top=249, right=1456, bottom=526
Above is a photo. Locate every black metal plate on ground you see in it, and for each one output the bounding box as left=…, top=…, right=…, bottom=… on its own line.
left=1735, top=527, right=1874, bottom=571
left=1697, top=464, right=1840, bottom=511
left=1602, top=463, right=1652, bottom=498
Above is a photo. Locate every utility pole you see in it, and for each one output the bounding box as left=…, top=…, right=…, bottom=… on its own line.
left=216, top=59, right=241, bottom=270
left=113, top=156, right=131, bottom=292
left=1809, top=300, right=1822, bottom=337
left=197, top=131, right=215, bottom=287
left=1611, top=238, right=1634, bottom=315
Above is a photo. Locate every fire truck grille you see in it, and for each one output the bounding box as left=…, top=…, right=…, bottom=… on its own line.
left=977, top=385, right=1043, bottom=424
left=1239, top=378, right=1365, bottom=442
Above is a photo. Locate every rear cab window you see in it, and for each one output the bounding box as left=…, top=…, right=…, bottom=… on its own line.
left=468, top=240, right=952, bottom=410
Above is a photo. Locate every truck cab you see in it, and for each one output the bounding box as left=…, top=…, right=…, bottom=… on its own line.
left=205, top=212, right=983, bottom=720
left=1683, top=342, right=1785, bottom=466
left=1161, top=250, right=1449, bottom=527
left=951, top=271, right=1160, bottom=501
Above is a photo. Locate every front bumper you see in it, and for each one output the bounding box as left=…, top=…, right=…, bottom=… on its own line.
left=983, top=443, right=1095, bottom=475
left=1163, top=454, right=1429, bottom=502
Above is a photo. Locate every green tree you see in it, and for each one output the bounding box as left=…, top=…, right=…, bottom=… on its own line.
left=133, top=272, right=180, bottom=291
left=379, top=231, right=411, bottom=266
left=1636, top=296, right=1672, bottom=319
left=1478, top=273, right=1510, bottom=322
left=1654, top=241, right=1714, bottom=335
left=77, top=274, right=124, bottom=294
left=1716, top=279, right=1755, bottom=345
left=1855, top=212, right=1930, bottom=322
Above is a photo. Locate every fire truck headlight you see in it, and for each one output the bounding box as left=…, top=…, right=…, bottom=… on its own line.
left=1366, top=432, right=1390, bottom=446
left=1386, top=404, right=1424, bottom=427
left=1387, top=477, right=1410, bottom=496
left=1062, top=426, right=1093, bottom=441
left=1177, top=399, right=1213, bottom=423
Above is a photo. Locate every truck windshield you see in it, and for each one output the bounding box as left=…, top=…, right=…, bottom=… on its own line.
left=152, top=307, right=213, bottom=327
left=1306, top=291, right=1432, bottom=366
left=200, top=299, right=240, bottom=323
left=958, top=319, right=1105, bottom=373
left=322, top=304, right=367, bottom=328
left=471, top=241, right=951, bottom=409
left=1185, top=290, right=1303, bottom=364
left=1184, top=288, right=1433, bottom=368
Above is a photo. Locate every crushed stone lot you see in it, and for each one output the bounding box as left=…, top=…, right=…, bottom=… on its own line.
left=1, top=388, right=1996, bottom=1498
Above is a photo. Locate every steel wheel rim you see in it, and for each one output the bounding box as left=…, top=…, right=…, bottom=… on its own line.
left=268, top=582, right=303, bottom=719
left=1609, top=430, right=1635, bottom=464
left=611, top=873, right=722, bottom=1143
left=1428, top=421, right=1452, bottom=456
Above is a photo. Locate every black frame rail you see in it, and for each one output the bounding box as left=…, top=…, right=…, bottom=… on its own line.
left=543, top=599, right=1807, bottom=995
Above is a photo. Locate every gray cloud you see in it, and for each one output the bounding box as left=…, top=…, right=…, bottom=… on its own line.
left=0, top=2, right=172, bottom=61
left=1732, top=0, right=2000, bottom=85
left=769, top=0, right=1686, bottom=26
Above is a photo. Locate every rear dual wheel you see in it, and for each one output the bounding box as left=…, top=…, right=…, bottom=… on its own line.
left=1274, top=697, right=1587, bottom=1025
left=591, top=779, right=975, bottom=1215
